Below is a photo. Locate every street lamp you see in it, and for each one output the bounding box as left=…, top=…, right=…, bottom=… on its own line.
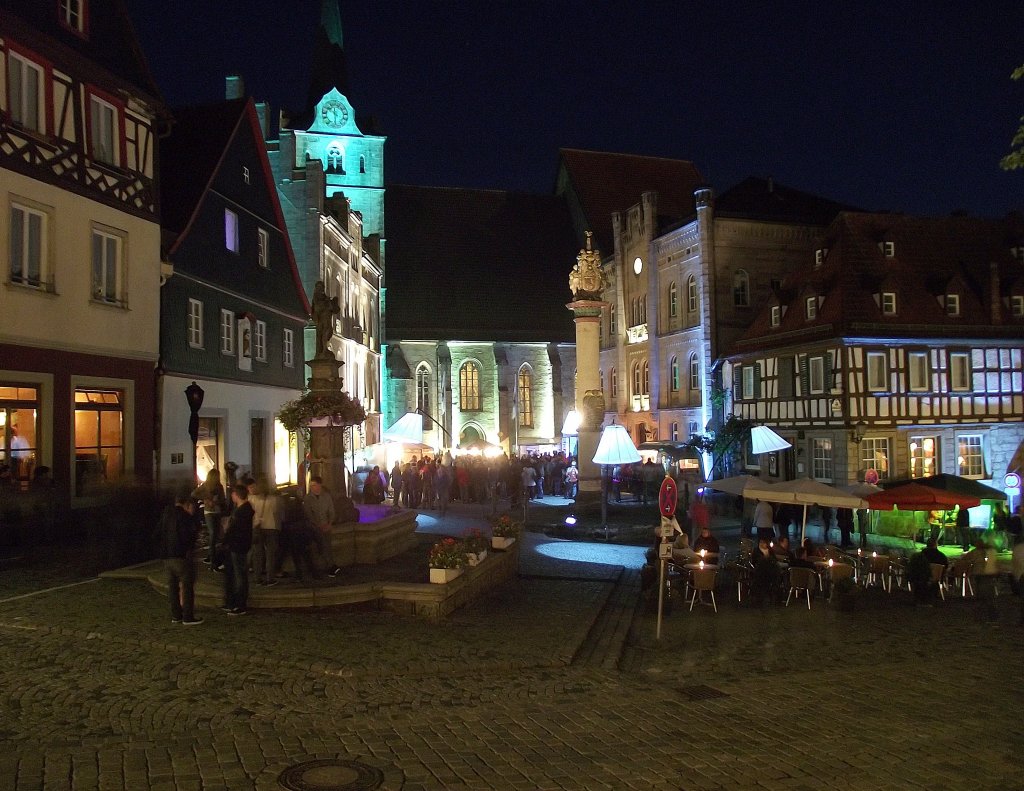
left=184, top=381, right=205, bottom=483
left=850, top=420, right=867, bottom=445
left=592, top=423, right=641, bottom=537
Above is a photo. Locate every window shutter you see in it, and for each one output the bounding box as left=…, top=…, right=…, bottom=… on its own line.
left=798, top=355, right=809, bottom=396
left=754, top=362, right=763, bottom=399
left=826, top=351, right=835, bottom=392
left=733, top=365, right=742, bottom=401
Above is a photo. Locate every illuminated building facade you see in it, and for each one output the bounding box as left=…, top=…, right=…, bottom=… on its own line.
left=0, top=0, right=163, bottom=515
left=158, top=96, right=307, bottom=488
left=724, top=211, right=1024, bottom=491
left=382, top=185, right=576, bottom=455
left=265, top=0, right=384, bottom=455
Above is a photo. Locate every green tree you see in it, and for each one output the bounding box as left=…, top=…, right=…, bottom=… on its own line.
left=1001, top=64, right=1024, bottom=170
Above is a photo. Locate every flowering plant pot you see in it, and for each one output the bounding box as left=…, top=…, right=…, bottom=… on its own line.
left=429, top=567, right=464, bottom=584
left=467, top=550, right=488, bottom=567
left=491, top=514, right=522, bottom=539
left=428, top=537, right=467, bottom=570
left=463, top=527, right=490, bottom=554
left=491, top=536, right=516, bottom=550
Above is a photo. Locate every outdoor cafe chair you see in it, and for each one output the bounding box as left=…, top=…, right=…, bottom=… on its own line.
left=687, top=566, right=718, bottom=613
left=827, top=562, right=855, bottom=603
left=947, top=559, right=974, bottom=597
left=930, top=563, right=949, bottom=601
left=888, top=557, right=908, bottom=591
left=866, top=555, right=892, bottom=592
left=785, top=566, right=817, bottom=609
left=732, top=560, right=754, bottom=603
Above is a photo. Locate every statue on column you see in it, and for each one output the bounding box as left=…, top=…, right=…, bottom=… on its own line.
left=568, top=231, right=609, bottom=301
left=311, top=280, right=340, bottom=357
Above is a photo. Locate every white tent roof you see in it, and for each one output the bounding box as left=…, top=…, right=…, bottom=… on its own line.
left=383, top=412, right=424, bottom=445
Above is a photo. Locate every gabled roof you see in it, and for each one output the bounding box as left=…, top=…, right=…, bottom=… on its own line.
left=733, top=211, right=1024, bottom=353
left=715, top=176, right=858, bottom=225
left=384, top=185, right=579, bottom=343
left=0, top=0, right=163, bottom=105
left=161, top=98, right=309, bottom=316
left=556, top=148, right=704, bottom=253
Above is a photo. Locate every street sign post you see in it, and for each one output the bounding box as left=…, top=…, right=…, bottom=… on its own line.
left=659, top=476, right=678, bottom=517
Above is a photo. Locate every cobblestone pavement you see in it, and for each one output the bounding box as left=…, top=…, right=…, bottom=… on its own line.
left=0, top=500, right=1021, bottom=790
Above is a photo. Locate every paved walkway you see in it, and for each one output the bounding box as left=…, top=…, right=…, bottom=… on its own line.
left=0, top=498, right=1020, bottom=790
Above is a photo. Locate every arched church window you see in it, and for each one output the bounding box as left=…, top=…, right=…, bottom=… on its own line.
left=359, top=155, right=366, bottom=174
left=518, top=365, right=533, bottom=428
left=460, top=362, right=481, bottom=411
left=416, top=363, right=431, bottom=419
left=326, top=143, right=344, bottom=173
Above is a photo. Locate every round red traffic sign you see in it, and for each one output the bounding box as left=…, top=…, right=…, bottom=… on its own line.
left=659, top=476, right=678, bottom=517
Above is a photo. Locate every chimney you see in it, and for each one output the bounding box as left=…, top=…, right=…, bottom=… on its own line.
left=990, top=261, right=1002, bottom=324
left=225, top=75, right=245, bottom=100
left=254, top=101, right=270, bottom=140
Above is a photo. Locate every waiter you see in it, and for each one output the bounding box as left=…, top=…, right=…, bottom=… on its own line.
left=753, top=498, right=775, bottom=542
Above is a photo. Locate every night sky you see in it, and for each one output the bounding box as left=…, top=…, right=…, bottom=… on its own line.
left=127, top=1, right=1023, bottom=218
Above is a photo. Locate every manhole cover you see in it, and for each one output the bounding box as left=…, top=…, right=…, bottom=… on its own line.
left=278, top=759, right=384, bottom=791
left=676, top=684, right=728, bottom=701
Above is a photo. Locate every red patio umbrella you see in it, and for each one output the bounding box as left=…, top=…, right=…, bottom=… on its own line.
left=866, top=482, right=980, bottom=511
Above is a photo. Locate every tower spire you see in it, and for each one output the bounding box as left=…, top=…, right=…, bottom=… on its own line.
left=307, top=0, right=348, bottom=112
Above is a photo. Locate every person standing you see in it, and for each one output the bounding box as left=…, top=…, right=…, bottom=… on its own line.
left=249, top=477, right=281, bottom=587
left=753, top=498, right=775, bottom=542
left=159, top=489, right=203, bottom=625
left=435, top=463, right=451, bottom=517
left=221, top=484, right=254, bottom=615
left=956, top=504, right=972, bottom=551
left=390, top=461, right=403, bottom=506
left=192, top=469, right=226, bottom=568
left=303, top=476, right=340, bottom=577
left=836, top=507, right=855, bottom=548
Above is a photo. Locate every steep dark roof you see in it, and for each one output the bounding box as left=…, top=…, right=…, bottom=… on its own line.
left=557, top=149, right=704, bottom=253
left=160, top=99, right=249, bottom=236
left=716, top=176, right=859, bottom=225
left=0, top=0, right=162, bottom=105
left=733, top=211, right=1024, bottom=353
left=385, top=185, right=579, bottom=343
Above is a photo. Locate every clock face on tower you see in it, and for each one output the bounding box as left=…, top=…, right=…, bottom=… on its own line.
left=321, top=100, right=348, bottom=128
left=633, top=256, right=643, bottom=275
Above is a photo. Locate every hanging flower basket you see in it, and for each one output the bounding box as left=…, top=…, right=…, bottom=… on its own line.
left=277, top=390, right=366, bottom=440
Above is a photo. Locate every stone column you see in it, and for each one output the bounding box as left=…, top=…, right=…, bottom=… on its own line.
left=306, top=355, right=348, bottom=502
left=567, top=299, right=608, bottom=501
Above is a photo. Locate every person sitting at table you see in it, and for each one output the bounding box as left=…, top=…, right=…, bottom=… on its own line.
left=693, top=525, right=719, bottom=556
left=790, top=546, right=816, bottom=569
left=802, top=538, right=826, bottom=558
left=671, top=531, right=698, bottom=565
left=773, top=535, right=794, bottom=563
left=921, top=537, right=947, bottom=569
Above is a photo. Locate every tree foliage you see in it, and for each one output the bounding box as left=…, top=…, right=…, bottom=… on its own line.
left=1000, top=64, right=1024, bottom=171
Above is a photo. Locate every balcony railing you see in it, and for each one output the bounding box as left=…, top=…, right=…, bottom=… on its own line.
left=626, top=323, right=648, bottom=344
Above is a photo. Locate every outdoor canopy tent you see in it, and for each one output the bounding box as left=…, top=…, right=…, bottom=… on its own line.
left=383, top=412, right=426, bottom=445
left=866, top=483, right=980, bottom=511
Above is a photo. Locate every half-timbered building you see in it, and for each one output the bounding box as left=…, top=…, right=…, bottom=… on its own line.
left=0, top=0, right=164, bottom=516
left=157, top=97, right=308, bottom=488
left=726, top=211, right=1024, bottom=492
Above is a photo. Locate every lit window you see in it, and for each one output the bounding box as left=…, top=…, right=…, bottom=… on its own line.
left=880, top=241, right=895, bottom=257
left=688, top=421, right=699, bottom=436
left=687, top=275, right=698, bottom=312
left=91, top=227, right=123, bottom=304
left=257, top=228, right=269, bottom=268
left=866, top=351, right=887, bottom=391
left=254, top=320, right=266, bottom=361
left=224, top=209, right=239, bottom=252
left=814, top=248, right=828, bottom=267
left=909, top=436, right=939, bottom=478
left=642, top=360, right=650, bottom=396
left=73, top=388, right=124, bottom=495
left=812, top=438, right=833, bottom=481
left=670, top=422, right=679, bottom=441
left=908, top=351, right=928, bottom=392
left=632, top=364, right=641, bottom=397
left=220, top=309, right=235, bottom=354
left=8, top=53, right=44, bottom=132
left=1013, top=296, right=1024, bottom=318
left=860, top=437, right=890, bottom=480
left=416, top=363, right=431, bottom=418
left=949, top=352, right=971, bottom=391
left=809, top=357, right=824, bottom=394
left=59, top=0, right=85, bottom=33
left=669, top=357, right=679, bottom=392
left=610, top=368, right=617, bottom=398
left=9, top=202, right=50, bottom=290
left=689, top=354, right=700, bottom=392
left=805, top=296, right=817, bottom=320
left=668, top=282, right=678, bottom=318
left=881, top=292, right=897, bottom=315
left=957, top=434, right=984, bottom=478
left=945, top=293, right=960, bottom=317
left=89, top=95, right=118, bottom=166
left=733, top=269, right=750, bottom=307
left=459, top=362, right=480, bottom=411
left=518, top=365, right=533, bottom=427
left=283, top=328, right=294, bottom=367
left=742, top=365, right=754, bottom=399
left=0, top=385, right=39, bottom=485
left=187, top=299, right=203, bottom=348
left=609, top=308, right=616, bottom=336
left=770, top=306, right=780, bottom=327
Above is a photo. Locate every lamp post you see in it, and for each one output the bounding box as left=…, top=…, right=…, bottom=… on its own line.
left=593, top=423, right=641, bottom=538
left=184, top=381, right=205, bottom=484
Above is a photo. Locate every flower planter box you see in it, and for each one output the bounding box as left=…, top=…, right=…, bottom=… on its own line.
left=429, top=567, right=464, bottom=584
left=467, top=550, right=488, bottom=567
left=491, top=536, right=516, bottom=551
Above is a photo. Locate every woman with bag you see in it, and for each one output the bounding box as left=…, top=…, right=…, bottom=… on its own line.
left=192, top=468, right=226, bottom=568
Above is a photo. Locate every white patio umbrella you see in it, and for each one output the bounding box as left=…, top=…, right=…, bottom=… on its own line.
left=765, top=478, right=869, bottom=543
left=702, top=474, right=779, bottom=499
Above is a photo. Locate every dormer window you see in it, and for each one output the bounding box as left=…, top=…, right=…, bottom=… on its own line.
left=945, top=293, right=960, bottom=317
left=805, top=296, right=817, bottom=320
left=59, top=0, right=86, bottom=35
left=881, top=292, right=897, bottom=315
left=879, top=241, right=895, bottom=257
left=1012, top=295, right=1024, bottom=317
left=770, top=306, right=780, bottom=327
left=1011, top=247, right=1024, bottom=262
left=814, top=248, right=828, bottom=267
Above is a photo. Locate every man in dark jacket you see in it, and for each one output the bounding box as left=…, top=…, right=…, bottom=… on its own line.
left=221, top=484, right=254, bottom=614
left=160, top=489, right=202, bottom=625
